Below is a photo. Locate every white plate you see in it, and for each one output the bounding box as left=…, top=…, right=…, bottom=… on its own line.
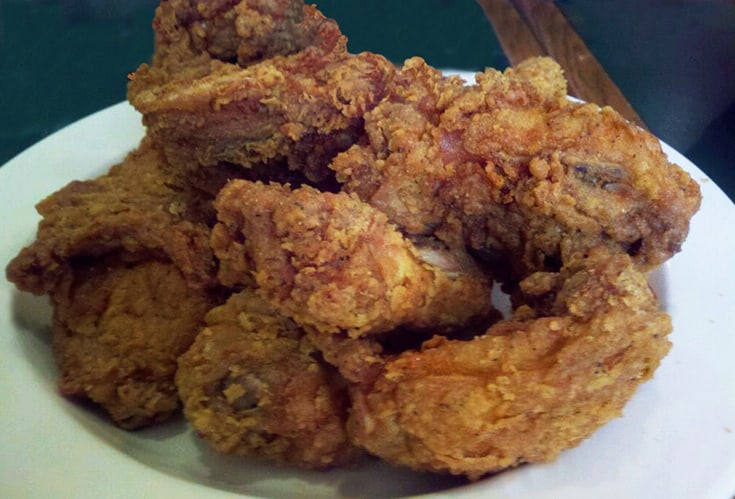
left=1, top=101, right=734, bottom=499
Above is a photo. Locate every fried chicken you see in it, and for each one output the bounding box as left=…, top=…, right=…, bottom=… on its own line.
left=5, top=0, right=700, bottom=477
left=345, top=248, right=672, bottom=479
left=128, top=0, right=390, bottom=185
left=141, top=0, right=347, bottom=82
left=6, top=139, right=217, bottom=295
left=130, top=50, right=395, bottom=184
left=330, top=57, right=702, bottom=281
left=176, top=289, right=360, bottom=468
left=6, top=139, right=222, bottom=429
left=52, top=257, right=217, bottom=429
left=211, top=179, right=495, bottom=337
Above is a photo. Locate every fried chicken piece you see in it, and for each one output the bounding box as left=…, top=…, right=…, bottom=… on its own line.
left=51, top=257, right=218, bottom=429
left=128, top=0, right=396, bottom=185
left=139, top=0, right=347, bottom=84
left=345, top=248, right=672, bottom=479
left=6, top=139, right=223, bottom=429
left=330, top=57, right=701, bottom=281
left=130, top=49, right=395, bottom=184
left=6, top=139, right=216, bottom=295
left=176, top=289, right=360, bottom=468
left=211, top=180, right=495, bottom=337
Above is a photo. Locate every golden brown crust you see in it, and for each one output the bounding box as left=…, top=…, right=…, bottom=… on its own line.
left=176, top=290, right=360, bottom=468
left=345, top=249, right=672, bottom=478
left=6, top=139, right=222, bottom=430
left=52, top=258, right=217, bottom=429
left=212, top=180, right=496, bottom=337
left=127, top=0, right=368, bottom=184
left=5, top=0, right=701, bottom=477
left=5, top=139, right=217, bottom=295
left=331, top=57, right=702, bottom=281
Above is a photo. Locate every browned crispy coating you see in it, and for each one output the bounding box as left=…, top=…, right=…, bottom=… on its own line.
left=4, top=0, right=700, bottom=476
left=345, top=249, right=672, bottom=479
left=176, top=289, right=360, bottom=468
left=158, top=0, right=324, bottom=63
left=330, top=57, right=702, bottom=281
left=142, top=0, right=347, bottom=82
left=51, top=257, right=217, bottom=429
left=211, top=180, right=496, bottom=337
left=128, top=0, right=385, bottom=185
left=6, top=139, right=222, bottom=429
left=6, top=139, right=217, bottom=295
left=129, top=50, right=395, bottom=184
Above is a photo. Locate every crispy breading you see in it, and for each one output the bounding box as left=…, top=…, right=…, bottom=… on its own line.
left=129, top=51, right=395, bottom=184
left=346, top=249, right=672, bottom=479
left=5, top=139, right=217, bottom=295
left=176, top=289, right=360, bottom=468
left=128, top=0, right=378, bottom=185
left=139, top=0, right=347, bottom=83
left=52, top=257, right=217, bottom=429
left=211, top=180, right=496, bottom=337
left=6, top=139, right=222, bottom=429
left=5, top=0, right=700, bottom=476
left=330, top=57, right=702, bottom=281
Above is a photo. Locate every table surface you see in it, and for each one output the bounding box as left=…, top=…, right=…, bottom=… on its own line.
left=1, top=0, right=733, bottom=201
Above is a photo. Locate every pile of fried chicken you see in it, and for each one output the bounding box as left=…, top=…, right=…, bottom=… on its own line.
left=6, top=0, right=700, bottom=479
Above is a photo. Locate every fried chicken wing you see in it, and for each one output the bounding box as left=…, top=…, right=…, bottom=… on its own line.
left=176, top=289, right=360, bottom=468
left=345, top=249, right=672, bottom=478
left=211, top=179, right=495, bottom=337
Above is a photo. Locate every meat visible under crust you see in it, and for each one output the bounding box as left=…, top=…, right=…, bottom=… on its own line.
left=211, top=180, right=496, bottom=337
left=176, top=289, right=360, bottom=468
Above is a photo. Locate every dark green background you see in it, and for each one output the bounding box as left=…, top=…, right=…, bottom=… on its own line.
left=1, top=0, right=733, bottom=200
